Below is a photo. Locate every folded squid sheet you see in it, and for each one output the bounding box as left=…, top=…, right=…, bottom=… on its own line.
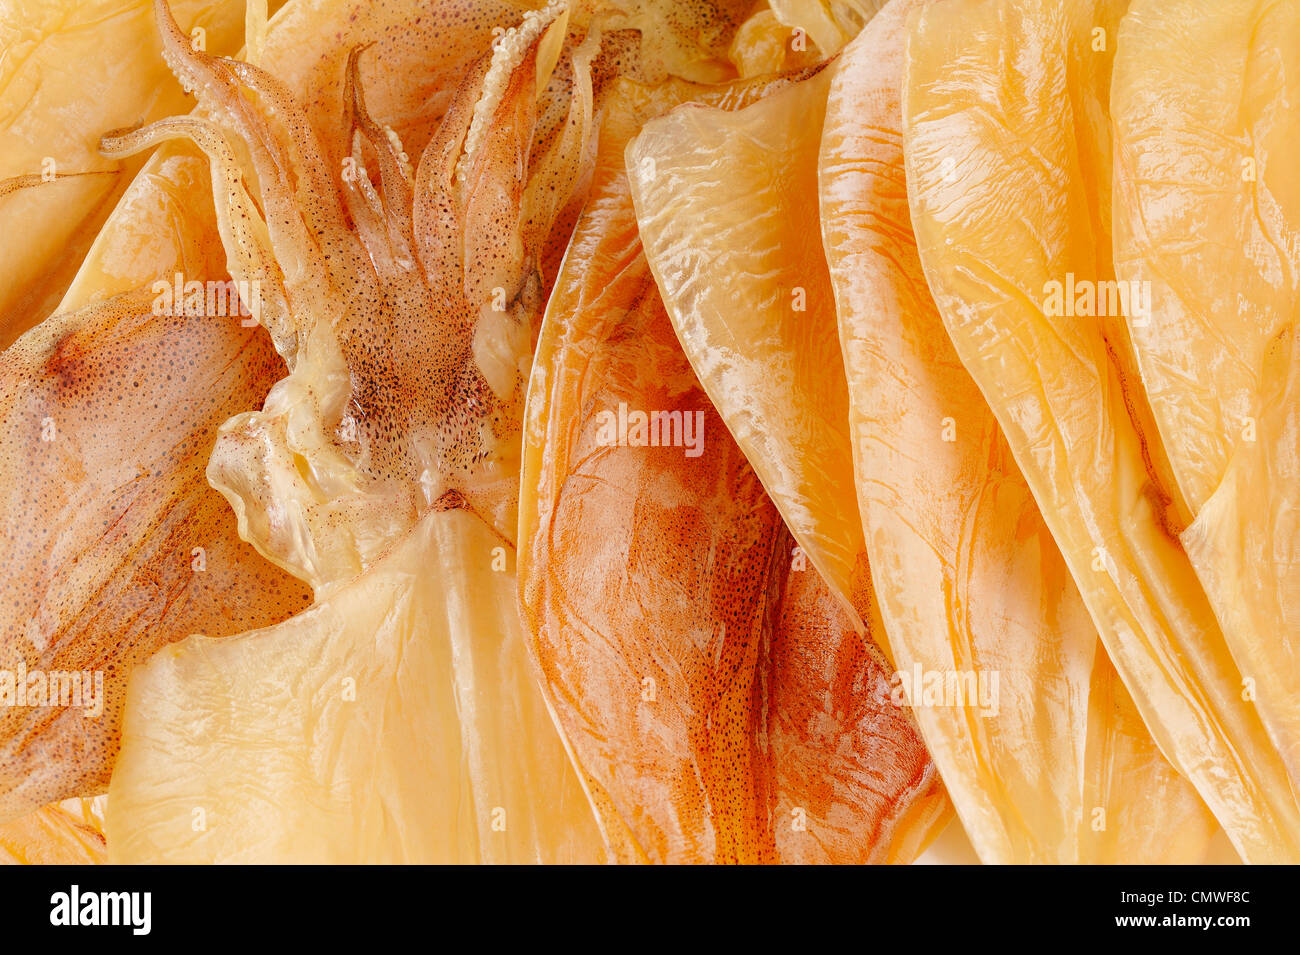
left=1111, top=0, right=1300, bottom=797
left=628, top=64, right=881, bottom=637
left=904, top=0, right=1300, bottom=861
left=819, top=0, right=1213, bottom=863
left=518, top=75, right=946, bottom=863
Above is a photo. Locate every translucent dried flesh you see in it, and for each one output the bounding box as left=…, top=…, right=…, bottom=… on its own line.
left=726, top=9, right=823, bottom=79
left=1112, top=0, right=1300, bottom=519
left=108, top=507, right=603, bottom=863
left=1112, top=0, right=1300, bottom=796
left=904, top=0, right=1300, bottom=861
left=0, top=0, right=503, bottom=822
left=257, top=0, right=539, bottom=157
left=821, top=0, right=1213, bottom=863
left=519, top=77, right=946, bottom=863
left=766, top=0, right=884, bottom=57
left=0, top=0, right=269, bottom=347
left=0, top=798, right=106, bottom=865
left=628, top=66, right=880, bottom=637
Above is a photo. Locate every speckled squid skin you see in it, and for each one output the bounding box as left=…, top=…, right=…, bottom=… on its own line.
left=903, top=0, right=1300, bottom=861
left=819, top=0, right=1214, bottom=863
left=519, top=77, right=947, bottom=864
left=93, top=0, right=619, bottom=594
left=0, top=182, right=310, bottom=824
left=119, top=0, right=764, bottom=593
left=0, top=289, right=311, bottom=821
